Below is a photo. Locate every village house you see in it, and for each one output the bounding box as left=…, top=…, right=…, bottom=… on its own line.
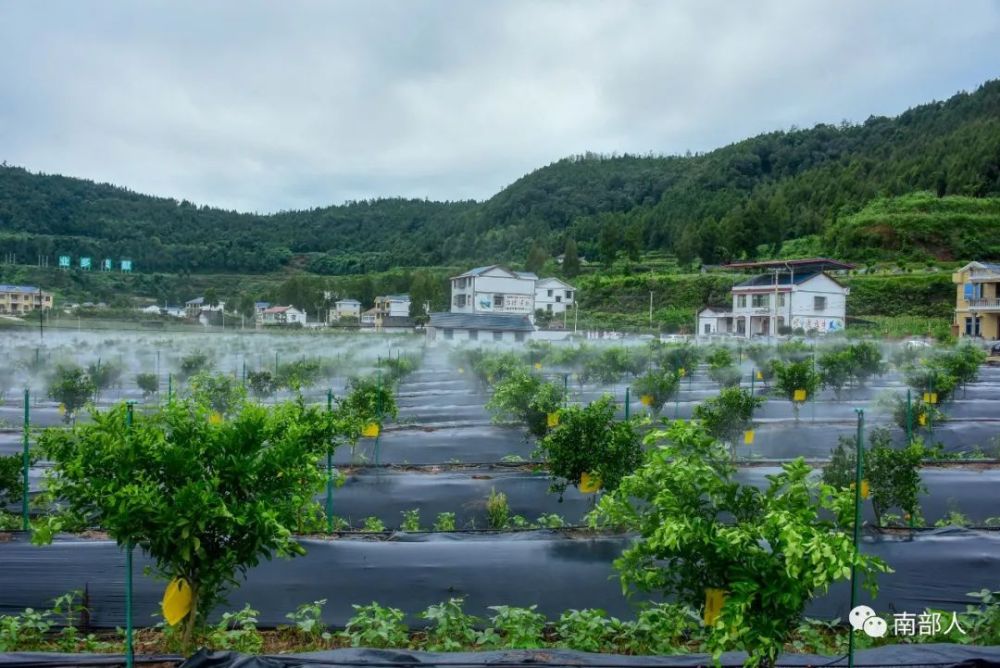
left=259, top=305, right=307, bottom=326
left=534, top=277, right=575, bottom=315
left=426, top=312, right=534, bottom=343
left=698, top=258, right=852, bottom=338
left=953, top=261, right=1000, bottom=339
left=449, top=266, right=537, bottom=315
left=0, top=285, right=53, bottom=314
left=328, top=298, right=362, bottom=323
left=184, top=296, right=226, bottom=319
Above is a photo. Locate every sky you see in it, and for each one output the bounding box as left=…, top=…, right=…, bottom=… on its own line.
left=1, top=1, right=998, bottom=213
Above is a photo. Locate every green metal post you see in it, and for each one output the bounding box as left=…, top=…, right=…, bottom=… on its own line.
left=125, top=402, right=135, bottom=668
left=624, top=387, right=630, bottom=420
left=848, top=408, right=865, bottom=668
left=906, top=389, right=913, bottom=443
left=326, top=390, right=335, bottom=533
left=375, top=369, right=382, bottom=468
left=22, top=389, right=30, bottom=531
left=167, top=373, right=173, bottom=404
left=750, top=369, right=756, bottom=397
left=563, top=374, right=568, bottom=407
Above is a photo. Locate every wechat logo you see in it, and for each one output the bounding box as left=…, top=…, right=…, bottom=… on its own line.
left=850, top=605, right=887, bottom=638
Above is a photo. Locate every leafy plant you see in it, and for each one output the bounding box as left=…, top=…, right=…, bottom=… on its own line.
left=136, top=372, right=159, bottom=399
left=692, top=387, right=763, bottom=459
left=626, top=602, right=700, bottom=655
left=487, top=605, right=547, bottom=649
left=866, top=428, right=926, bottom=527
left=188, top=372, right=247, bottom=416
left=340, top=375, right=398, bottom=425
left=344, top=602, right=409, bottom=648
left=178, top=352, right=212, bottom=381
left=556, top=609, right=612, bottom=653
left=486, top=368, right=564, bottom=438
left=486, top=488, right=510, bottom=530
left=0, top=453, right=28, bottom=506
left=39, top=398, right=339, bottom=652
left=433, top=512, right=456, bottom=532
left=46, top=365, right=95, bottom=423
left=817, top=347, right=854, bottom=400
left=284, top=599, right=330, bottom=644
left=400, top=509, right=421, bottom=532
left=420, top=598, right=479, bottom=651
left=206, top=605, right=263, bottom=654
left=246, top=370, right=278, bottom=400
left=535, top=513, right=566, bottom=528
left=537, top=396, right=642, bottom=498
left=362, top=516, right=387, bottom=532
left=591, top=420, right=889, bottom=667
left=87, top=360, right=122, bottom=401
left=632, top=369, right=680, bottom=416
left=771, top=359, right=820, bottom=419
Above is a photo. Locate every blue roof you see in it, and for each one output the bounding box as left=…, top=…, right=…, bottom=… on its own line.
left=0, top=285, right=41, bottom=293
left=734, top=271, right=820, bottom=288
left=429, top=312, right=534, bottom=332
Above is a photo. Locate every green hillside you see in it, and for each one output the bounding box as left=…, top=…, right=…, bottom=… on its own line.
left=2, top=80, right=999, bottom=274
left=824, top=193, right=1000, bottom=262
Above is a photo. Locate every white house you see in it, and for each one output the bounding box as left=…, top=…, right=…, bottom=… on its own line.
left=534, top=277, right=576, bottom=315
left=450, top=266, right=537, bottom=315
left=696, top=306, right=734, bottom=336
left=328, top=299, right=362, bottom=323
left=427, top=312, right=534, bottom=343
left=375, top=294, right=411, bottom=318
left=260, top=305, right=307, bottom=326
left=184, top=297, right=225, bottom=319
left=723, top=258, right=852, bottom=337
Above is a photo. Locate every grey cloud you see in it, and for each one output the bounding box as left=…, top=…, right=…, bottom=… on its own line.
left=0, top=0, right=997, bottom=212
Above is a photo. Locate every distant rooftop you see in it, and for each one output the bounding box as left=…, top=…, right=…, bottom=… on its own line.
left=377, top=294, right=410, bottom=301
left=429, top=312, right=534, bottom=332
left=336, top=298, right=361, bottom=304
left=734, top=271, right=821, bottom=288
left=0, top=285, right=42, bottom=293
left=723, top=258, right=854, bottom=272
left=452, top=265, right=537, bottom=281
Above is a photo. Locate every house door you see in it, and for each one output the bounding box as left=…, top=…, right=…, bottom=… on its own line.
left=704, top=323, right=712, bottom=335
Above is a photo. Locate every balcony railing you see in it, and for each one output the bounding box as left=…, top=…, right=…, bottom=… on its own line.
left=968, top=298, right=1000, bottom=311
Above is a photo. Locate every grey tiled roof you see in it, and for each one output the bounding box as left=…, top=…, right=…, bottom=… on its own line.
left=428, top=312, right=534, bottom=332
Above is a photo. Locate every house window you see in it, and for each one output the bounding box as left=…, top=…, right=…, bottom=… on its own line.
left=494, top=294, right=505, bottom=308
left=555, top=296, right=562, bottom=303
left=566, top=291, right=573, bottom=300
left=704, top=323, right=711, bottom=334
left=814, top=296, right=827, bottom=311
left=443, top=329, right=453, bottom=340
left=547, top=289, right=553, bottom=297
left=752, top=294, right=769, bottom=308
left=469, top=329, right=478, bottom=341
left=546, top=304, right=552, bottom=312
left=493, top=331, right=503, bottom=341
left=515, top=332, right=525, bottom=342
left=737, top=295, right=746, bottom=308
left=777, top=293, right=786, bottom=307
left=965, top=317, right=981, bottom=336
left=736, top=318, right=746, bottom=334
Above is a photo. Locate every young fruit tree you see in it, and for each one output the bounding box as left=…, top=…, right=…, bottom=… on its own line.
left=692, top=387, right=764, bottom=460
left=590, top=421, right=889, bottom=667
left=39, top=397, right=340, bottom=652
left=537, top=395, right=642, bottom=498
left=771, top=359, right=820, bottom=420
left=486, top=367, right=564, bottom=439
left=46, top=365, right=96, bottom=423
left=631, top=369, right=680, bottom=417
left=136, top=372, right=159, bottom=399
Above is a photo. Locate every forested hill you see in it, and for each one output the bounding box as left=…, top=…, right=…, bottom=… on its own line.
left=1, top=79, right=998, bottom=274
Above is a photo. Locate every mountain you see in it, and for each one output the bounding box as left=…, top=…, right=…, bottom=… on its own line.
left=1, top=80, right=998, bottom=274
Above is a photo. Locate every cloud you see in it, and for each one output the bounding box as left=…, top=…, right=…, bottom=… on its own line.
left=0, top=0, right=997, bottom=212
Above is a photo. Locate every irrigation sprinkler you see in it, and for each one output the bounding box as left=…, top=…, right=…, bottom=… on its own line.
left=848, top=408, right=865, bottom=668
left=21, top=388, right=30, bottom=531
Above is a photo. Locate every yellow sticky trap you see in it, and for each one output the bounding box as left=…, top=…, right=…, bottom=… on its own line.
left=208, top=411, right=223, bottom=425
left=923, top=392, right=930, bottom=403
left=929, top=392, right=938, bottom=405
left=704, top=588, right=725, bottom=626
left=579, top=472, right=602, bottom=494
left=861, top=480, right=870, bottom=500
left=743, top=430, right=755, bottom=445
left=547, top=412, right=560, bottom=428
left=58, top=403, right=66, bottom=415
left=756, top=370, right=763, bottom=381
left=362, top=422, right=380, bottom=438
left=678, top=367, right=686, bottom=377
left=162, top=578, right=193, bottom=626
left=918, top=413, right=927, bottom=426
left=640, top=394, right=654, bottom=407
left=534, top=362, right=542, bottom=370
left=793, top=389, right=807, bottom=402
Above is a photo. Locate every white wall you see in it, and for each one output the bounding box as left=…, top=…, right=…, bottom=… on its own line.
left=789, top=274, right=847, bottom=333
left=534, top=282, right=575, bottom=314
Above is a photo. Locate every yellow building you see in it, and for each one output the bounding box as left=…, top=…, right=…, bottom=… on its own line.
left=0, top=285, right=53, bottom=315
left=953, top=262, right=1000, bottom=339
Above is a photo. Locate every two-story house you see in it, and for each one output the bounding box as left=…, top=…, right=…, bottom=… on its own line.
left=260, top=305, right=307, bottom=326
left=328, top=298, right=362, bottom=323
left=0, top=285, right=53, bottom=314
left=534, top=277, right=575, bottom=315
left=953, top=261, right=1000, bottom=339
left=704, top=258, right=852, bottom=338
left=184, top=297, right=226, bottom=319
left=374, top=294, right=411, bottom=318
left=450, top=266, right=537, bottom=315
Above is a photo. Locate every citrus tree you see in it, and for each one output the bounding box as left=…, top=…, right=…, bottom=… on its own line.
left=39, top=398, right=340, bottom=651
left=771, top=359, right=819, bottom=420
left=692, top=387, right=763, bottom=460
left=46, top=365, right=96, bottom=423
left=486, top=367, right=564, bottom=439
left=136, top=372, right=159, bottom=399
left=536, top=396, right=642, bottom=497
left=188, top=372, right=247, bottom=416
left=591, top=421, right=889, bottom=667
left=631, top=368, right=680, bottom=417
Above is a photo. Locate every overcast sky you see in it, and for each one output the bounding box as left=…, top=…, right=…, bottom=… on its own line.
left=1, top=1, right=998, bottom=213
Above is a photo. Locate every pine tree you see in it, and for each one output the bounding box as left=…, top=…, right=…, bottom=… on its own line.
left=563, top=238, right=581, bottom=278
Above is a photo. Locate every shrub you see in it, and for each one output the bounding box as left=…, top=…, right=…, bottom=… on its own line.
left=655, top=344, right=700, bottom=375
left=400, top=509, right=421, bottom=532
left=188, top=372, right=246, bottom=416
left=866, top=429, right=927, bottom=527
left=486, top=605, right=547, bottom=649
left=486, top=488, right=510, bottom=530
left=591, top=421, right=889, bottom=666
left=40, top=398, right=339, bottom=652
left=276, top=359, right=322, bottom=391
left=631, top=369, right=680, bottom=416
left=284, top=599, right=330, bottom=644
left=340, top=376, right=398, bottom=424
left=771, top=359, right=820, bottom=419
left=433, top=512, right=456, bottom=532
left=178, top=352, right=212, bottom=381
left=206, top=605, right=263, bottom=654
left=486, top=368, right=564, bottom=439
left=136, top=373, right=159, bottom=399
left=420, top=598, right=479, bottom=651
left=0, top=454, right=27, bottom=507
left=86, top=361, right=121, bottom=401
left=344, top=603, right=409, bottom=648
left=556, top=609, right=613, bottom=653
left=537, top=396, right=642, bottom=498
left=246, top=370, right=278, bottom=400
left=817, top=347, right=854, bottom=400
left=46, top=365, right=95, bottom=422
left=692, top=387, right=764, bottom=458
